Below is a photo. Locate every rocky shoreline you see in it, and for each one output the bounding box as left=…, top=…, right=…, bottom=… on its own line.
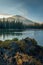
left=0, top=37, right=43, bottom=65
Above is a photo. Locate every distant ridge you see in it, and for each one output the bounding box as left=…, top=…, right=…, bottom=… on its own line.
left=0, top=15, right=35, bottom=25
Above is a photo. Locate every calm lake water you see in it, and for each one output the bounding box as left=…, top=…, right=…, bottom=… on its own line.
left=0, top=29, right=43, bottom=46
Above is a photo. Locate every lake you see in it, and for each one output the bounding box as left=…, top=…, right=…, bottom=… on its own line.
left=0, top=29, right=43, bottom=46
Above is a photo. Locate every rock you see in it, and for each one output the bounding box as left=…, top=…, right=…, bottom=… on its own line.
left=0, top=37, right=43, bottom=65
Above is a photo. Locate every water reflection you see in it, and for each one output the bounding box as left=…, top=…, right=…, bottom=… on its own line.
left=0, top=29, right=23, bottom=41
left=0, top=29, right=43, bottom=46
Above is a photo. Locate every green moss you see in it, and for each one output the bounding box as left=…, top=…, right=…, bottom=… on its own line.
left=0, top=40, right=11, bottom=48
left=0, top=38, right=18, bottom=48
left=12, top=38, right=18, bottom=41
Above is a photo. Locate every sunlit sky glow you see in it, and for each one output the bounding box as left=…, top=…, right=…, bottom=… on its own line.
left=0, top=0, right=43, bottom=22
left=0, top=14, right=12, bottom=18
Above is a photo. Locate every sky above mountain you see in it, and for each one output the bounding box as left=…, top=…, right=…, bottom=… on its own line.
left=0, top=0, right=43, bottom=22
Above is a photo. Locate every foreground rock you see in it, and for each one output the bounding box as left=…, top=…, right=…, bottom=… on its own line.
left=0, top=37, right=43, bottom=65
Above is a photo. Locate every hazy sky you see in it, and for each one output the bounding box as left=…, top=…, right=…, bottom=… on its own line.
left=0, top=0, right=43, bottom=22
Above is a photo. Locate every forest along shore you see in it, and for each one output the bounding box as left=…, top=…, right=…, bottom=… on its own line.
left=0, top=37, right=43, bottom=65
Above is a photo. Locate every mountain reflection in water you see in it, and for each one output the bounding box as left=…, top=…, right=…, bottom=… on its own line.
left=0, top=29, right=43, bottom=46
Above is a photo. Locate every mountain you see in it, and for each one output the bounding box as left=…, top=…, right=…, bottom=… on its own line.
left=0, top=15, right=35, bottom=25
left=7, top=15, right=35, bottom=25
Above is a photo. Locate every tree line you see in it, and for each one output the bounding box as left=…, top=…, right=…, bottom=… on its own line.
left=0, top=19, right=26, bottom=29
left=0, top=18, right=43, bottom=29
